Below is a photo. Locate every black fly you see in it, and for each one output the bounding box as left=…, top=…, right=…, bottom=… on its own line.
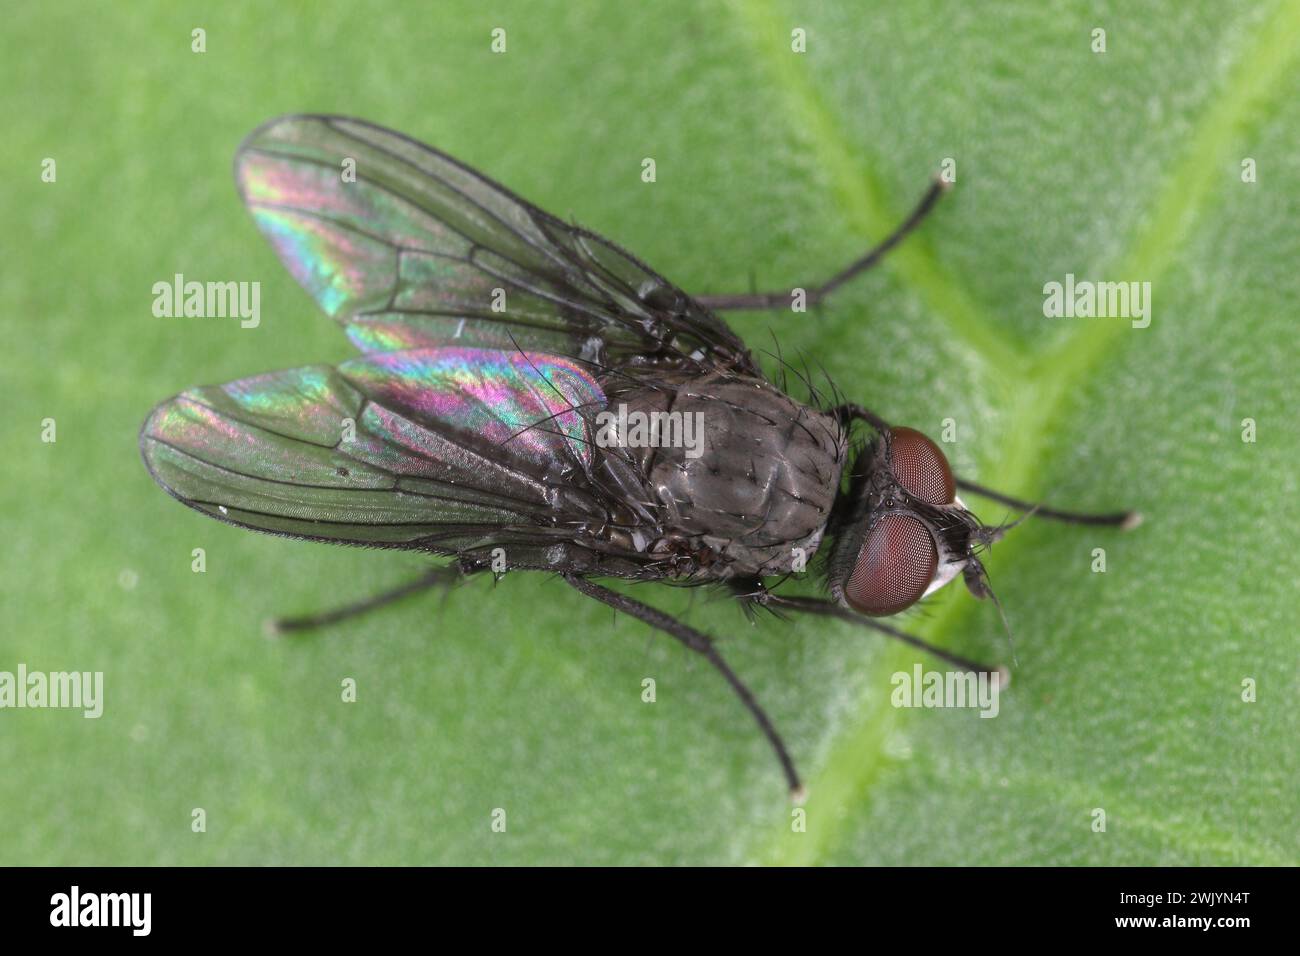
left=140, top=116, right=1139, bottom=796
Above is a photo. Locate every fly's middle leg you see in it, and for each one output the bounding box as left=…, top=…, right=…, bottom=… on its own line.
left=565, top=574, right=804, bottom=798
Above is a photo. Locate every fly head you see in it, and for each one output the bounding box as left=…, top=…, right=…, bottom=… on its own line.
left=825, top=424, right=998, bottom=617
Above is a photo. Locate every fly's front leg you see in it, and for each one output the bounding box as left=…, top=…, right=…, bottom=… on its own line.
left=267, top=560, right=480, bottom=636
left=825, top=408, right=1140, bottom=529
left=753, top=591, right=1008, bottom=685
left=694, top=178, right=947, bottom=311
left=956, top=478, right=1142, bottom=530
left=831, top=402, right=890, bottom=433
left=566, top=574, right=804, bottom=798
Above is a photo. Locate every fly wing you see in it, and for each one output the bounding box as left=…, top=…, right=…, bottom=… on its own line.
left=139, top=347, right=612, bottom=551
left=235, top=114, right=760, bottom=375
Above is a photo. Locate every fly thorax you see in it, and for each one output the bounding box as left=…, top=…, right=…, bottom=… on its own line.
left=604, top=375, right=845, bottom=577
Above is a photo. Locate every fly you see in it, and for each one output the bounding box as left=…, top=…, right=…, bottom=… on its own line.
left=140, top=115, right=1140, bottom=797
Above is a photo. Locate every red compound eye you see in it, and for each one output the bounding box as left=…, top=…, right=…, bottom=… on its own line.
left=889, top=427, right=956, bottom=505
left=845, top=513, right=938, bottom=617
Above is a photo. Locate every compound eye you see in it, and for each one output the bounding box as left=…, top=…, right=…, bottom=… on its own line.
left=889, top=427, right=956, bottom=505
left=845, top=513, right=938, bottom=617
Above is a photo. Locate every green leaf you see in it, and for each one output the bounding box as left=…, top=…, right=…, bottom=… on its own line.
left=1, top=0, right=1295, bottom=865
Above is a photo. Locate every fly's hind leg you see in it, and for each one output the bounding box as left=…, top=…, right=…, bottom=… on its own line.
left=267, top=559, right=483, bottom=636
left=566, top=574, right=803, bottom=799
left=694, top=178, right=947, bottom=311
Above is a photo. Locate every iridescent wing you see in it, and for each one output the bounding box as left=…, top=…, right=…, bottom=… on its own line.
left=139, top=347, right=614, bottom=550
left=235, top=114, right=759, bottom=375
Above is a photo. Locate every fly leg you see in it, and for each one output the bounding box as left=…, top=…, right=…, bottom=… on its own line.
left=956, top=478, right=1142, bottom=530
left=694, top=178, right=947, bottom=311
left=565, top=574, right=803, bottom=798
left=267, top=561, right=479, bottom=635
left=831, top=402, right=890, bottom=432
left=825, top=406, right=1141, bottom=529
left=747, top=586, right=1007, bottom=685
